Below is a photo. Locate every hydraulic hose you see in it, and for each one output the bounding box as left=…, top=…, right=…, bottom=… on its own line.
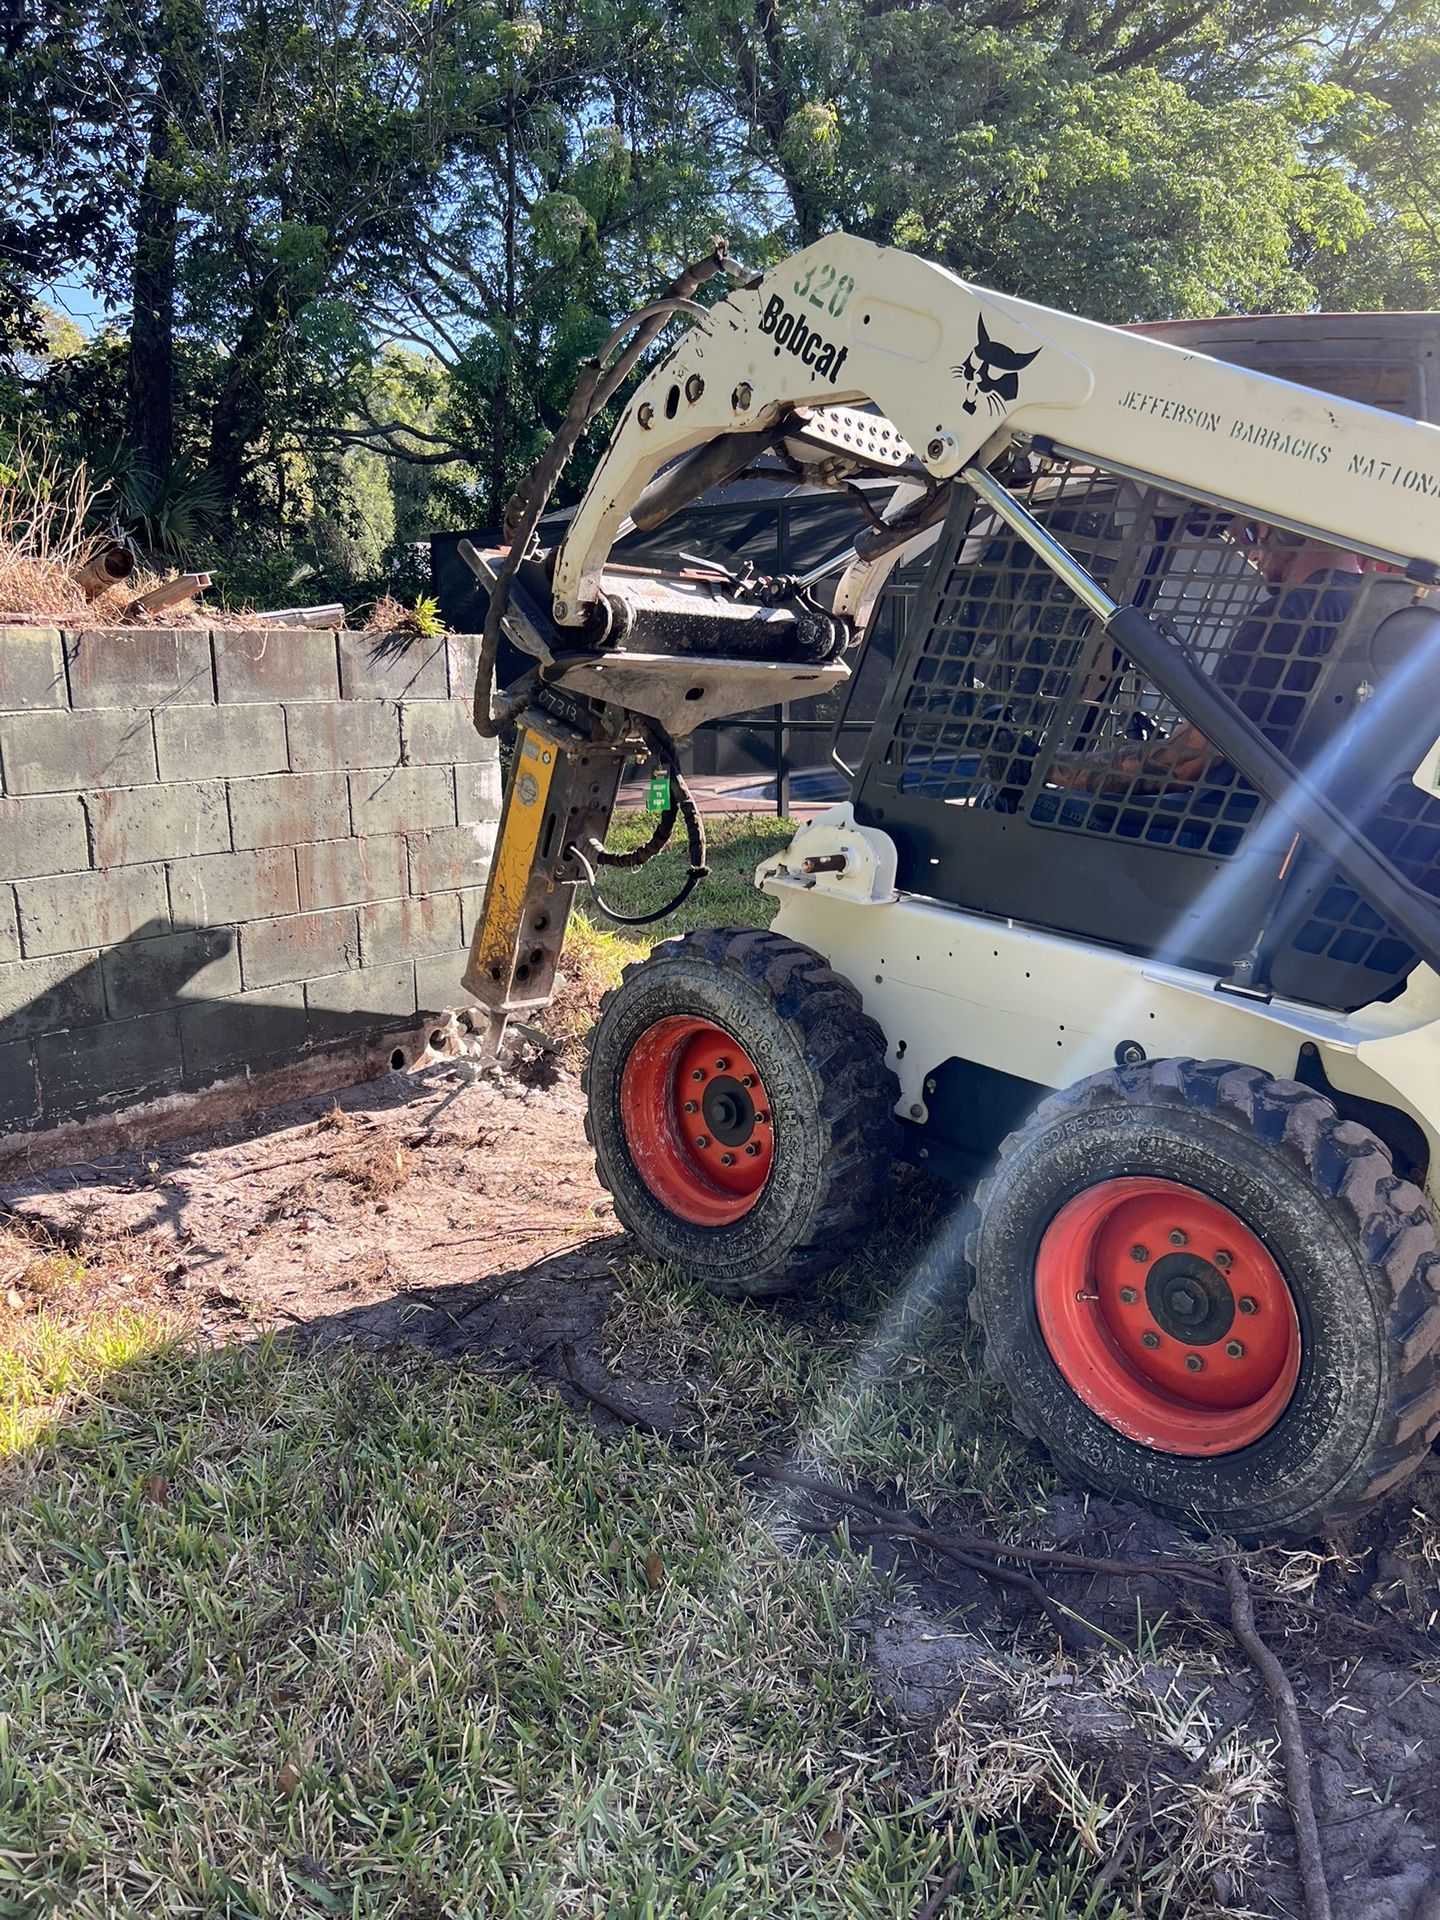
left=472, top=244, right=737, bottom=740
left=582, top=727, right=709, bottom=926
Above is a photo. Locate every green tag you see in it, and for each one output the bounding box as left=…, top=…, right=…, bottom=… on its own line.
left=646, top=773, right=671, bottom=811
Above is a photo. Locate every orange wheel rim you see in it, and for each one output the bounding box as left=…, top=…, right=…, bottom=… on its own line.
left=618, top=1016, right=774, bottom=1226
left=1034, top=1177, right=1301, bottom=1456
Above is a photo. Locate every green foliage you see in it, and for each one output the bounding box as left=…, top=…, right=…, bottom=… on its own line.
left=99, top=451, right=225, bottom=559
left=2, top=0, right=1439, bottom=611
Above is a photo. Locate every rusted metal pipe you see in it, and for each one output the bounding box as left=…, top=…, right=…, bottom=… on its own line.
left=74, top=545, right=134, bottom=600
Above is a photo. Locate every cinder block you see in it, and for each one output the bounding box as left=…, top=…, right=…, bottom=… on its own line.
left=180, top=981, right=307, bottom=1083
left=456, top=758, right=502, bottom=826
left=0, top=951, right=107, bottom=1039
left=400, top=699, right=491, bottom=767
left=296, top=835, right=408, bottom=911
left=415, top=948, right=474, bottom=1013
left=101, top=926, right=241, bottom=1019
left=459, top=887, right=485, bottom=943
left=65, top=628, right=211, bottom=710
left=407, top=822, right=493, bottom=896
left=338, top=631, right=448, bottom=700
left=228, top=772, right=350, bottom=850
left=348, top=765, right=453, bottom=837
left=0, top=795, right=91, bottom=882
left=0, top=1037, right=39, bottom=1131
left=16, top=868, right=169, bottom=959
left=155, top=702, right=287, bottom=781
left=305, top=961, right=415, bottom=1026
left=0, top=888, right=17, bottom=964
left=84, top=782, right=229, bottom=867
left=0, top=708, right=156, bottom=794
left=446, top=633, right=479, bottom=702
left=286, top=702, right=401, bottom=773
left=360, top=892, right=462, bottom=964
left=214, top=628, right=339, bottom=704
left=35, top=1009, right=185, bottom=1120
left=0, top=627, right=66, bottom=711
left=168, top=847, right=299, bottom=927
left=240, top=907, right=359, bottom=990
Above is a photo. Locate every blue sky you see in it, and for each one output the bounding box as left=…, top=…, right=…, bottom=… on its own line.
left=41, top=276, right=112, bottom=336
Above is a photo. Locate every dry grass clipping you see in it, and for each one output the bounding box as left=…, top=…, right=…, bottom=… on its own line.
left=362, top=592, right=438, bottom=637
left=0, top=443, right=249, bottom=629
left=0, top=448, right=117, bottom=620
left=331, top=1142, right=412, bottom=1198
left=929, top=1639, right=1276, bottom=1916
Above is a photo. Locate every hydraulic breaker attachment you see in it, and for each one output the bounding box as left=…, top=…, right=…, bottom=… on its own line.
left=462, top=711, right=627, bottom=1035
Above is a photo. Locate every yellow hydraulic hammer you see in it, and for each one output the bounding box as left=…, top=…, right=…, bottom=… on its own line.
left=462, top=711, right=627, bottom=1025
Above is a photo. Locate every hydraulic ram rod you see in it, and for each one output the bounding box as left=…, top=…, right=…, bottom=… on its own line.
left=963, top=463, right=1440, bottom=978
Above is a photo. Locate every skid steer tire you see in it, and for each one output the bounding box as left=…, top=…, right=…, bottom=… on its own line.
left=583, top=928, right=900, bottom=1298
left=968, top=1058, right=1440, bottom=1539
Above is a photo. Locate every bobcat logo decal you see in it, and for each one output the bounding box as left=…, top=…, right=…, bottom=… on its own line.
left=952, top=315, right=1042, bottom=417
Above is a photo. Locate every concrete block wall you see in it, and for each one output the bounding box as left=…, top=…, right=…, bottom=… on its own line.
left=0, top=625, right=499, bottom=1148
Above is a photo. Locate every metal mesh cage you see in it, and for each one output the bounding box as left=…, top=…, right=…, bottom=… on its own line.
left=1290, top=778, right=1440, bottom=977
left=859, top=454, right=1440, bottom=1007
left=878, top=460, right=1379, bottom=857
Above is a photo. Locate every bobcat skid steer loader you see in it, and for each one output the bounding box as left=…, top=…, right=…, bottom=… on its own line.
left=459, top=233, right=1440, bottom=1537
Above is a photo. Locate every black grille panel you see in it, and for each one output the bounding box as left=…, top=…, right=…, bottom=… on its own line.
left=1290, top=778, right=1440, bottom=978
left=877, top=461, right=1370, bottom=863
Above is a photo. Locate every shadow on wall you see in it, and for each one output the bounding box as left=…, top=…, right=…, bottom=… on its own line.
left=0, top=918, right=448, bottom=1144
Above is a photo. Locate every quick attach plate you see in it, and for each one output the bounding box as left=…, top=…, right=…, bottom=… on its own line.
left=462, top=545, right=850, bottom=737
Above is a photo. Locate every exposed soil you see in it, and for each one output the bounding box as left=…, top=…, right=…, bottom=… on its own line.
left=4, top=1059, right=1439, bottom=1919
left=0, top=1060, right=619, bottom=1360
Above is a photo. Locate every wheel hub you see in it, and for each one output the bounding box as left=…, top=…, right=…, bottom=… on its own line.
left=1144, top=1252, right=1236, bottom=1346
left=1034, top=1176, right=1302, bottom=1457
left=702, top=1075, right=756, bottom=1146
left=618, top=1017, right=773, bottom=1226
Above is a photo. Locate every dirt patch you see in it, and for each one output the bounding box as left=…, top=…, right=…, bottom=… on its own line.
left=4, top=1058, right=1439, bottom=1918
left=851, top=1480, right=1440, bottom=1919
left=0, top=1061, right=619, bottom=1360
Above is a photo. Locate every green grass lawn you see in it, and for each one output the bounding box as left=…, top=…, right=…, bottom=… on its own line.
left=0, top=1311, right=1103, bottom=1919
left=542, top=812, right=795, bottom=1056
left=591, top=810, right=796, bottom=932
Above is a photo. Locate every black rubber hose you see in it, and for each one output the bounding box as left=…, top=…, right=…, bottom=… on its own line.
left=585, top=727, right=709, bottom=926
left=472, top=246, right=734, bottom=740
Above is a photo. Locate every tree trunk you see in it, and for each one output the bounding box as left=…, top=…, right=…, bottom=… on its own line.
left=124, top=42, right=180, bottom=480
left=489, top=6, right=519, bottom=527
left=207, top=300, right=283, bottom=542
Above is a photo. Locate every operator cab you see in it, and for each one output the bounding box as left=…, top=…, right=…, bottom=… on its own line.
left=848, top=314, right=1440, bottom=1014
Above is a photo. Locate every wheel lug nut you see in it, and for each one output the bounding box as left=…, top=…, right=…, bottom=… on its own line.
left=1237, top=1295, right=1258, bottom=1315
left=1214, top=1250, right=1233, bottom=1270
left=1225, top=1340, right=1245, bottom=1359
left=757, top=1110, right=770, bottom=1125
left=715, top=1058, right=729, bottom=1071
left=695, top=1135, right=709, bottom=1149
left=1129, top=1244, right=1149, bottom=1263
left=691, top=1068, right=706, bottom=1081
left=1169, top=1228, right=1188, bottom=1247
left=741, top=1075, right=754, bottom=1088
left=1141, top=1331, right=1161, bottom=1349
left=1118, top=1286, right=1138, bottom=1305
left=720, top=1153, right=734, bottom=1166
left=683, top=1101, right=697, bottom=1113
left=1185, top=1353, right=1204, bottom=1373
left=744, top=1143, right=760, bottom=1157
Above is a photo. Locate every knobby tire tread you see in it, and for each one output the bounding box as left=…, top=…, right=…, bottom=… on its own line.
left=966, top=1057, right=1440, bottom=1530
left=584, top=927, right=898, bottom=1296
